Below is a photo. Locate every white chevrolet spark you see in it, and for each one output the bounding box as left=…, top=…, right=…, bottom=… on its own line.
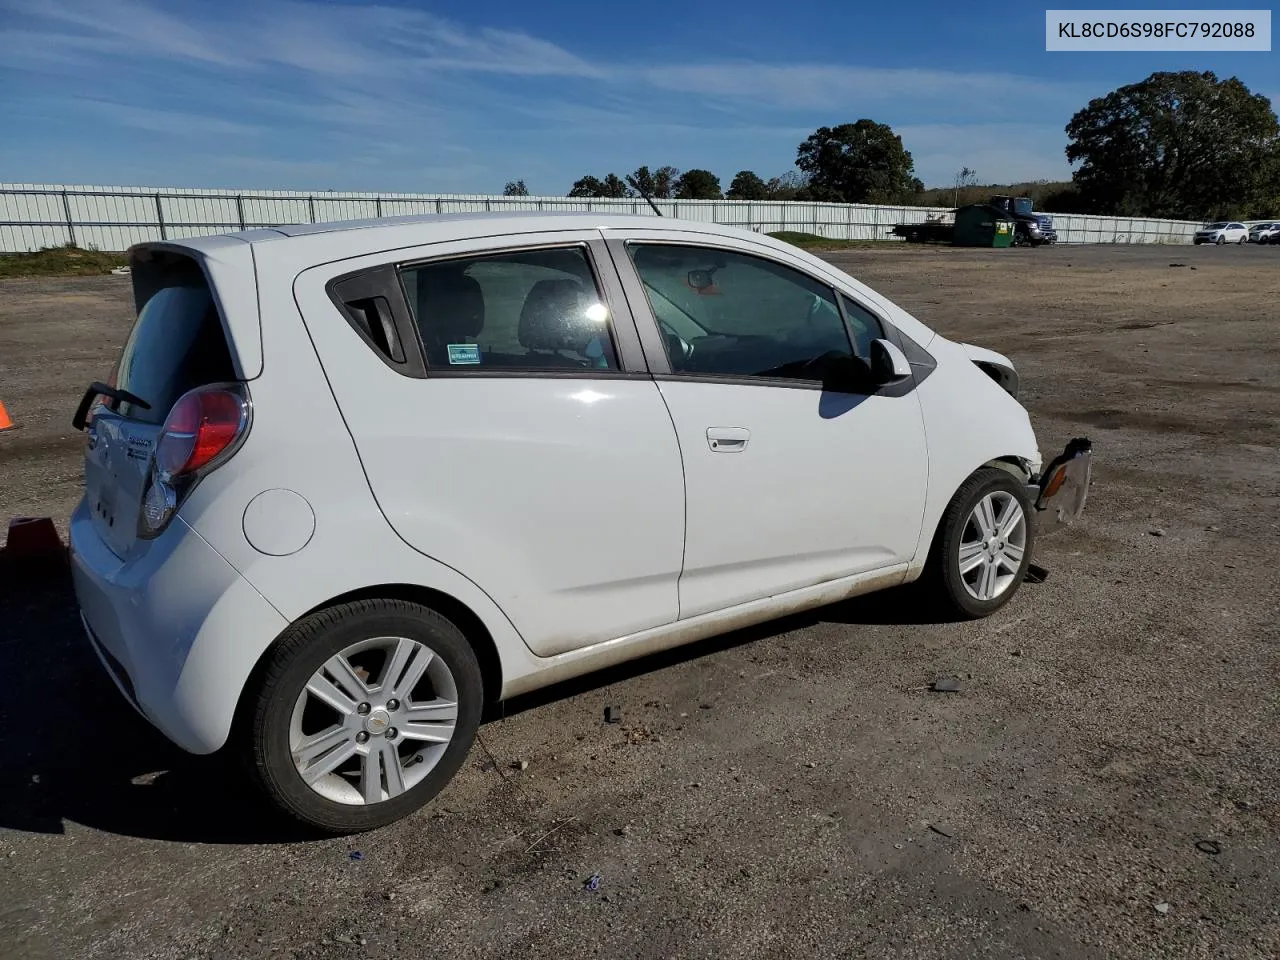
left=70, top=213, right=1091, bottom=833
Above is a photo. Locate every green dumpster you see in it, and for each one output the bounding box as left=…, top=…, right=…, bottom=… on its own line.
left=953, top=204, right=1016, bottom=247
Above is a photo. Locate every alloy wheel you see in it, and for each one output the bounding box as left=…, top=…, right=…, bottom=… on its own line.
left=289, top=636, right=459, bottom=805
left=957, top=491, right=1027, bottom=602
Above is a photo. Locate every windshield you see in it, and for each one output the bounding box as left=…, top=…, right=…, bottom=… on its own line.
left=1013, top=198, right=1033, bottom=216
left=1206, top=222, right=1228, bottom=229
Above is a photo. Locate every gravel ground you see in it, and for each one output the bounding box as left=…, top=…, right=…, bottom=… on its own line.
left=1, top=242, right=1278, bottom=960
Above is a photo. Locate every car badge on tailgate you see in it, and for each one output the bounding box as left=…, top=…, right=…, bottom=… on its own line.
left=126, top=436, right=154, bottom=462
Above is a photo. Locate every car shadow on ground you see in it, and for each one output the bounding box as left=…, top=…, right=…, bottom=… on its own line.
left=0, top=562, right=314, bottom=844
left=0, top=565, right=967, bottom=843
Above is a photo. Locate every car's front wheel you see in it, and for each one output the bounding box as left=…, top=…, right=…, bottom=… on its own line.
left=919, top=468, right=1035, bottom=619
left=241, top=599, right=483, bottom=834
left=1216, top=235, right=1226, bottom=245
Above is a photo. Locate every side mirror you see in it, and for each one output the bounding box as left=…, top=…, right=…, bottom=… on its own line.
left=869, top=339, right=912, bottom=384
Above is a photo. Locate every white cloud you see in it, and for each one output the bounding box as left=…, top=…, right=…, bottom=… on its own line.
left=0, top=0, right=1096, bottom=190
left=898, top=123, right=1074, bottom=186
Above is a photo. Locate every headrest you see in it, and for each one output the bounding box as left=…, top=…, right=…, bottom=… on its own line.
left=417, top=270, right=484, bottom=343
left=518, top=278, right=596, bottom=353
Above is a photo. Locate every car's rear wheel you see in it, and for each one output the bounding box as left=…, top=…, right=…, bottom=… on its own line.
left=919, top=468, right=1034, bottom=619
left=241, top=599, right=483, bottom=834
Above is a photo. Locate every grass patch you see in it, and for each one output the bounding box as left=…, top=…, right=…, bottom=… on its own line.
left=767, top=231, right=884, bottom=251
left=0, top=245, right=128, bottom=279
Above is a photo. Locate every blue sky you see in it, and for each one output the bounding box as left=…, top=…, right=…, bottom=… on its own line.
left=0, top=0, right=1275, bottom=194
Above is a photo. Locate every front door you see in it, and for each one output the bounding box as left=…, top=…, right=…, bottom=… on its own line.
left=611, top=234, right=929, bottom=619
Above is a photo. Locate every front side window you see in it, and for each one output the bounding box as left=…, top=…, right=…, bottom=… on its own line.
left=628, top=243, right=854, bottom=382
left=402, top=246, right=619, bottom=372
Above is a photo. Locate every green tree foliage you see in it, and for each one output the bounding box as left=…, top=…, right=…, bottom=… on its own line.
left=726, top=170, right=769, bottom=200
left=627, top=165, right=681, bottom=198
left=601, top=173, right=629, bottom=198
left=675, top=168, right=723, bottom=199
left=568, top=176, right=606, bottom=198
left=653, top=166, right=679, bottom=199
left=502, top=179, right=529, bottom=197
left=795, top=121, right=920, bottom=203
left=626, top=166, right=655, bottom=198
left=1065, top=70, right=1280, bottom=219
left=568, top=173, right=630, bottom=198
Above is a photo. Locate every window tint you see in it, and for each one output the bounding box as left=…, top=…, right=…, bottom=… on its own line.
left=403, top=247, right=619, bottom=372
left=628, top=243, right=853, bottom=382
left=113, top=263, right=236, bottom=424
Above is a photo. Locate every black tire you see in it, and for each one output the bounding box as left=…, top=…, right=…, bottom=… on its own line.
left=918, top=468, right=1035, bottom=620
left=240, top=599, right=483, bottom=834
left=1216, top=235, right=1225, bottom=245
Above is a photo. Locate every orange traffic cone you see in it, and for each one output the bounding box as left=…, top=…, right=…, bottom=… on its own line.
left=0, top=400, right=13, bottom=432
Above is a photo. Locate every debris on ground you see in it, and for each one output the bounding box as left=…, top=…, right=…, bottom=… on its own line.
left=928, top=823, right=954, bottom=838
left=931, top=678, right=962, bottom=693
left=1196, top=840, right=1221, bottom=855
left=584, top=874, right=602, bottom=892
left=348, top=851, right=364, bottom=862
left=1154, top=902, right=1171, bottom=915
left=604, top=705, right=622, bottom=724
left=1149, top=528, right=1166, bottom=537
left=512, top=759, right=529, bottom=771
left=1025, top=562, right=1050, bottom=583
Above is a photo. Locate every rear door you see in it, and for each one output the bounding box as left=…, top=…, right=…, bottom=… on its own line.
left=82, top=253, right=239, bottom=560
left=293, top=232, right=686, bottom=658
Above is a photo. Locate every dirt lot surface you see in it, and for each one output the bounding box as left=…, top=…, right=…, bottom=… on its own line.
left=2, top=242, right=1278, bottom=960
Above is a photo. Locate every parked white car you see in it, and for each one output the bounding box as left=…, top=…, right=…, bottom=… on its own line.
left=1193, top=221, right=1249, bottom=244
left=1248, top=222, right=1279, bottom=244
left=70, top=213, right=1092, bottom=833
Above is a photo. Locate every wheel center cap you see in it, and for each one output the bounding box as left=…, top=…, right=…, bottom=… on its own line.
left=365, top=708, right=391, bottom=735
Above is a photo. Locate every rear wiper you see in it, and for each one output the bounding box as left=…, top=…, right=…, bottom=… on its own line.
left=72, top=381, right=151, bottom=431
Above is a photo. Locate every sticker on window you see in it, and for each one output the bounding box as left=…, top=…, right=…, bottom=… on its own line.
left=447, top=343, right=481, bottom=365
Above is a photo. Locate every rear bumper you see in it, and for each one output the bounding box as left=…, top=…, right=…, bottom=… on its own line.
left=1027, top=437, right=1092, bottom=536
left=69, top=499, right=289, bottom=754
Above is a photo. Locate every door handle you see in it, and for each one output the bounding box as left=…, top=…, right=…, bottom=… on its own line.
left=707, top=427, right=750, bottom=452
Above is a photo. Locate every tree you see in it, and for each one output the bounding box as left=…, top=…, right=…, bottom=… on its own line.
left=653, top=166, right=679, bottom=199
left=765, top=170, right=811, bottom=201
left=503, top=179, right=529, bottom=197
left=626, top=165, right=679, bottom=198
left=601, top=173, right=629, bottom=198
left=626, top=166, right=655, bottom=198
left=675, top=169, right=722, bottom=199
left=952, top=166, right=978, bottom=207
left=726, top=170, right=769, bottom=200
left=568, top=173, right=630, bottom=198
left=568, top=175, right=606, bottom=198
left=1065, top=70, right=1280, bottom=219
left=795, top=120, right=920, bottom=203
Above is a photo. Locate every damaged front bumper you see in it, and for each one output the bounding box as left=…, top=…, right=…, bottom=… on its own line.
left=1029, top=437, right=1092, bottom=536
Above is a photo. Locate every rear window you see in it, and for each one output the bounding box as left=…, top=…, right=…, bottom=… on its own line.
left=113, top=255, right=236, bottom=424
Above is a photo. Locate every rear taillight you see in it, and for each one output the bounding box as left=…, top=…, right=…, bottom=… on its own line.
left=139, top=384, right=250, bottom=539
left=156, top=388, right=248, bottom=477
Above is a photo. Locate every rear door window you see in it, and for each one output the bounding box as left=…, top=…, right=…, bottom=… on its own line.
left=114, top=258, right=236, bottom=423
left=401, top=246, right=620, bottom=372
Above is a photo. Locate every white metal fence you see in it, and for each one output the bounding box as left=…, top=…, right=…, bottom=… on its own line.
left=0, top=182, right=1204, bottom=253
